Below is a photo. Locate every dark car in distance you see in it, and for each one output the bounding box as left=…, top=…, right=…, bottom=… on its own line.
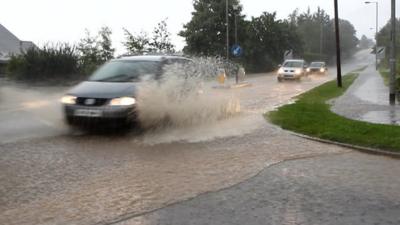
left=306, top=61, right=327, bottom=75
left=61, top=55, right=192, bottom=127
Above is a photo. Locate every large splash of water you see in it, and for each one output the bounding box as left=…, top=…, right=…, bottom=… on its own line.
left=135, top=57, right=241, bottom=129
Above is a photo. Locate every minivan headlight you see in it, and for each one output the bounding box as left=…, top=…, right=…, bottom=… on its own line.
left=61, top=95, right=77, bottom=105
left=109, top=97, right=136, bottom=106
left=295, top=69, right=302, bottom=75
left=277, top=68, right=284, bottom=74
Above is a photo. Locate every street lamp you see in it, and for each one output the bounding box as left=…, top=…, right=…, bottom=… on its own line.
left=365, top=1, right=379, bottom=70
left=226, top=0, right=229, bottom=60
left=232, top=4, right=239, bottom=45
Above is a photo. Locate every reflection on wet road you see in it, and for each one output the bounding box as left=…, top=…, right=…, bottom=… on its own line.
left=0, top=50, right=377, bottom=225
left=0, top=85, right=68, bottom=143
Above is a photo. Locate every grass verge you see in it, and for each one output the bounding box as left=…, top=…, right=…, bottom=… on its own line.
left=267, top=72, right=400, bottom=152
left=379, top=67, right=390, bottom=86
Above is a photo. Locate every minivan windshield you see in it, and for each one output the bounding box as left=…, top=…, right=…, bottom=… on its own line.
left=89, top=60, right=160, bottom=82
left=283, top=61, right=303, bottom=68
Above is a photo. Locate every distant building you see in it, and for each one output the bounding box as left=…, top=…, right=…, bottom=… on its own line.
left=0, top=23, right=36, bottom=63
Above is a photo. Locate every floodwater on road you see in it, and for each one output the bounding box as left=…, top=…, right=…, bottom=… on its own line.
left=0, top=51, right=371, bottom=225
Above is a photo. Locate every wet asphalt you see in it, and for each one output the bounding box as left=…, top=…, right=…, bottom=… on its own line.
left=118, top=152, right=400, bottom=225
left=2, top=50, right=398, bottom=225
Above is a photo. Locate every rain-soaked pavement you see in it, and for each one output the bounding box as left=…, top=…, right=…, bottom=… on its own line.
left=2, top=50, right=397, bottom=225
left=118, top=152, right=400, bottom=225
left=332, top=60, right=400, bottom=125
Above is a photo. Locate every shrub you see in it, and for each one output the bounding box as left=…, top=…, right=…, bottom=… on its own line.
left=7, top=43, right=80, bottom=81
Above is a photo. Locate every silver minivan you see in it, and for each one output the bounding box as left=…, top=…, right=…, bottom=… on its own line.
left=277, top=59, right=307, bottom=82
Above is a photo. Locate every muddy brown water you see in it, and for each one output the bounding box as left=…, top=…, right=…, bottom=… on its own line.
left=0, top=51, right=371, bottom=225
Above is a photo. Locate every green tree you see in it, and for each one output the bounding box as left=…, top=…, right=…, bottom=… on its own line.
left=376, top=18, right=400, bottom=56
left=293, top=7, right=332, bottom=61
left=243, top=12, right=303, bottom=71
left=376, top=19, right=400, bottom=74
left=150, top=19, right=175, bottom=53
left=179, top=0, right=245, bottom=57
left=122, top=29, right=150, bottom=54
left=289, top=8, right=358, bottom=61
left=77, top=29, right=101, bottom=74
left=98, top=26, right=115, bottom=62
left=338, top=20, right=359, bottom=56
left=77, top=27, right=115, bottom=74
left=123, top=19, right=175, bottom=54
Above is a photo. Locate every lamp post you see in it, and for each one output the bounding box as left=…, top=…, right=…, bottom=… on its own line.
left=232, top=4, right=239, bottom=45
left=320, top=21, right=323, bottom=56
left=226, top=0, right=229, bottom=60
left=365, top=1, right=379, bottom=70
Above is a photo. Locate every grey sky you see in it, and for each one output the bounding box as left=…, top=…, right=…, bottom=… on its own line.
left=0, top=0, right=398, bottom=54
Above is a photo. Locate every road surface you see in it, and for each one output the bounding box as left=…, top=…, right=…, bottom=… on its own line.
left=2, top=50, right=395, bottom=225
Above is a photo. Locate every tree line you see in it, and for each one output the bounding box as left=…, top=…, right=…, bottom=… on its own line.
left=375, top=18, right=400, bottom=84
left=180, top=0, right=359, bottom=72
left=376, top=18, right=400, bottom=66
left=7, top=0, right=362, bottom=80
left=6, top=20, right=175, bottom=81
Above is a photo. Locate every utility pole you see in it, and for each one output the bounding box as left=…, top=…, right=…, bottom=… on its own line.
left=226, top=0, right=229, bottom=60
left=320, top=20, right=324, bottom=57
left=234, top=7, right=238, bottom=45
left=375, top=2, right=379, bottom=70
left=365, top=1, right=379, bottom=70
left=389, top=0, right=396, bottom=104
left=334, top=0, right=342, bottom=88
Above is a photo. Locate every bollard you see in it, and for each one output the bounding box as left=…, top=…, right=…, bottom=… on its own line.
left=218, top=68, right=226, bottom=84
left=237, top=66, right=245, bottom=83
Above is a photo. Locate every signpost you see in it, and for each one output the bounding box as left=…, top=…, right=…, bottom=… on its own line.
left=283, top=50, right=293, bottom=60
left=377, top=47, right=386, bottom=60
left=231, top=44, right=243, bottom=57
left=231, top=44, right=243, bottom=84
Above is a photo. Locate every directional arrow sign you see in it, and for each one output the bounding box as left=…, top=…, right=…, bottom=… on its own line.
left=231, top=44, right=243, bottom=57
left=377, top=47, right=386, bottom=60
left=284, top=50, right=293, bottom=60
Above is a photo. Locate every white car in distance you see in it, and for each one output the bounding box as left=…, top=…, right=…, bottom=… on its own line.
left=277, top=59, right=307, bottom=82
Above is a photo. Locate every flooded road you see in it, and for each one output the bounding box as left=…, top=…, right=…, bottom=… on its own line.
left=0, top=51, right=372, bottom=225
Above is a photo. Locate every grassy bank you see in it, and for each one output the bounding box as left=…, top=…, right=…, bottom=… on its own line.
left=267, top=72, right=400, bottom=152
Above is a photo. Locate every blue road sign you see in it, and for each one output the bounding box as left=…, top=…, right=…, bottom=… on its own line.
left=231, top=44, right=243, bottom=57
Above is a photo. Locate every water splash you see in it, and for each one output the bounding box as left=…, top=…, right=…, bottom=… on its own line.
left=135, top=57, right=241, bottom=129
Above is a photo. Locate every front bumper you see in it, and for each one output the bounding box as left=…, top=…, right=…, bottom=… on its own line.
left=277, top=73, right=302, bottom=79
left=63, top=104, right=137, bottom=125
left=308, top=68, right=326, bottom=74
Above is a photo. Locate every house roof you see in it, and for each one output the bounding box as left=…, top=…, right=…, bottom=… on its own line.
left=0, top=24, right=36, bottom=60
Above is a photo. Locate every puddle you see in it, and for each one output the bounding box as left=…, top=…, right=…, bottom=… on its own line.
left=361, top=110, right=400, bottom=125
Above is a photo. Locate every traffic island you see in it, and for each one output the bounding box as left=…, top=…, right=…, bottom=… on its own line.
left=213, top=82, right=252, bottom=89
left=267, top=72, right=400, bottom=154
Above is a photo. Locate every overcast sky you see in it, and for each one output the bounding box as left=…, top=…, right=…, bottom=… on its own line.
left=0, top=0, right=398, bottom=54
